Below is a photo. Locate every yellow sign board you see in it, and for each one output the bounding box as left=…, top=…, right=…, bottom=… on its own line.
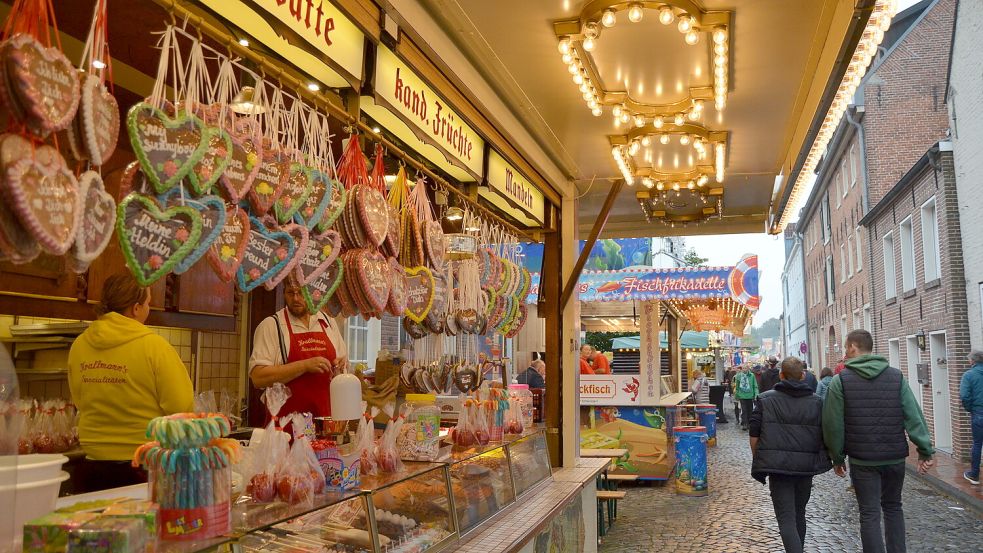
left=201, top=0, right=364, bottom=88
left=485, top=149, right=545, bottom=224
left=373, top=45, right=484, bottom=179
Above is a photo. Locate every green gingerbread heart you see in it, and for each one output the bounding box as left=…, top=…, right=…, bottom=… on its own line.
left=116, top=193, right=203, bottom=286
left=303, top=258, right=344, bottom=314
left=126, top=102, right=209, bottom=195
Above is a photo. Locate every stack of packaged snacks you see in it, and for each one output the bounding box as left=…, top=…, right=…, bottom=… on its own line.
left=24, top=499, right=160, bottom=553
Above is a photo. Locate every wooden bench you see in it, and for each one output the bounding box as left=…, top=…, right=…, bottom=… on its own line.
left=596, top=490, right=627, bottom=537
left=604, top=474, right=639, bottom=482
left=599, top=474, right=637, bottom=525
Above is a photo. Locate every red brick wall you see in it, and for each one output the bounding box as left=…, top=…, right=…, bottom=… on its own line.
left=865, top=149, right=972, bottom=459
left=862, top=0, right=956, bottom=206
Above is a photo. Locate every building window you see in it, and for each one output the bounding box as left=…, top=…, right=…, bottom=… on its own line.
left=900, top=217, right=916, bottom=292
left=821, top=195, right=831, bottom=243
left=863, top=304, right=872, bottom=331
left=883, top=231, right=897, bottom=300
left=853, top=309, right=860, bottom=331
left=849, top=146, right=858, bottom=187
left=856, top=226, right=863, bottom=272
left=346, top=315, right=370, bottom=365
left=921, top=197, right=941, bottom=282
left=840, top=160, right=848, bottom=200
left=841, top=315, right=848, bottom=343
left=888, top=339, right=900, bottom=370
left=840, top=245, right=847, bottom=283
left=847, top=235, right=854, bottom=277
left=825, top=255, right=835, bottom=305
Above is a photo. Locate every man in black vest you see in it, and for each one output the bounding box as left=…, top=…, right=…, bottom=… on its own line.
left=750, top=357, right=831, bottom=553
left=759, top=356, right=781, bottom=393
left=822, top=330, right=935, bottom=553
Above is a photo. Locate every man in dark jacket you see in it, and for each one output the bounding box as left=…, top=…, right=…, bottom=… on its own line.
left=758, top=356, right=781, bottom=393
left=750, top=357, right=831, bottom=553
left=958, top=351, right=983, bottom=485
left=516, top=360, right=545, bottom=388
left=823, top=330, right=934, bottom=553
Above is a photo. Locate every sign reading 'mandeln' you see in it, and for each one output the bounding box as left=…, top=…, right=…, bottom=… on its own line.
left=374, top=45, right=485, bottom=179
left=201, top=0, right=364, bottom=88
left=485, top=149, right=545, bottom=224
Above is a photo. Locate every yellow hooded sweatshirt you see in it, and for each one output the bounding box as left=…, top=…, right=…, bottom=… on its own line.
left=68, top=312, right=194, bottom=460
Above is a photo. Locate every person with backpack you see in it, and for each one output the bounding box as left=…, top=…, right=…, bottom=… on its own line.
left=750, top=357, right=832, bottom=552
left=822, top=330, right=934, bottom=553
left=734, top=364, right=759, bottom=431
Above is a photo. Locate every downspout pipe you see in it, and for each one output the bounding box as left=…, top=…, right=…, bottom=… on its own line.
left=846, top=106, right=869, bottom=214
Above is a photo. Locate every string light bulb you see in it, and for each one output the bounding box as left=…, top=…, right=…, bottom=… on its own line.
left=642, top=136, right=652, bottom=146
left=653, top=116, right=664, bottom=129
left=688, top=109, right=700, bottom=121
left=613, top=105, right=623, bottom=118
left=674, top=113, right=685, bottom=126
left=712, top=26, right=728, bottom=45
left=620, top=111, right=630, bottom=123
left=634, top=115, right=646, bottom=127
left=680, top=134, right=690, bottom=145
left=685, top=30, right=700, bottom=45
left=583, top=36, right=596, bottom=51
left=659, top=5, right=675, bottom=25
left=660, top=133, right=670, bottom=145
left=628, top=3, right=644, bottom=23
left=561, top=52, right=573, bottom=64
left=678, top=15, right=693, bottom=33
left=601, top=8, right=617, bottom=27
left=558, top=38, right=572, bottom=54
left=592, top=106, right=602, bottom=116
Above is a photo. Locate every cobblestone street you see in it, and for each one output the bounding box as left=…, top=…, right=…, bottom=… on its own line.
left=599, top=399, right=983, bottom=552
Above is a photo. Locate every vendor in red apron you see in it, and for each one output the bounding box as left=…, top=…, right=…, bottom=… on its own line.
left=248, top=274, right=348, bottom=418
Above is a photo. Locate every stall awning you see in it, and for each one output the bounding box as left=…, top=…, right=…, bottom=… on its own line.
left=612, top=331, right=709, bottom=352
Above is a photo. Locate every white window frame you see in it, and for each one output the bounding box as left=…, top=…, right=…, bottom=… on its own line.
left=840, top=315, right=848, bottom=344
left=920, top=197, right=941, bottom=283
left=847, top=235, right=854, bottom=277
left=856, top=226, right=863, bottom=272
left=840, top=245, right=847, bottom=283
left=840, top=159, right=849, bottom=200
left=346, top=315, right=370, bottom=365
left=888, top=338, right=901, bottom=371
left=900, top=217, right=916, bottom=292
left=849, top=146, right=858, bottom=188
left=821, top=196, right=831, bottom=244
left=825, top=255, right=835, bottom=305
left=883, top=231, right=897, bottom=300
left=853, top=309, right=861, bottom=331
left=863, top=304, right=872, bottom=331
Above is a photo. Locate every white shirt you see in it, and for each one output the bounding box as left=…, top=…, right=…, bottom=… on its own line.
left=248, top=308, right=348, bottom=373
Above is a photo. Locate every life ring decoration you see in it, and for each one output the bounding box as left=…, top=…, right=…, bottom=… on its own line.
left=728, top=254, right=760, bottom=310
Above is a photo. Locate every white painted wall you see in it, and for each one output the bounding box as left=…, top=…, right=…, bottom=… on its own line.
left=782, top=235, right=810, bottom=362
left=949, top=0, right=983, bottom=351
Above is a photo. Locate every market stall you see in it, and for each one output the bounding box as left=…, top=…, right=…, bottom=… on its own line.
left=577, top=257, right=759, bottom=480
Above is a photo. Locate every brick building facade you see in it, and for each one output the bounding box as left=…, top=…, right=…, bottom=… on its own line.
left=860, top=144, right=971, bottom=457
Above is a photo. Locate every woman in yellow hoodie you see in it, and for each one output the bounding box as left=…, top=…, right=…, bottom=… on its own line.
left=68, top=272, right=194, bottom=492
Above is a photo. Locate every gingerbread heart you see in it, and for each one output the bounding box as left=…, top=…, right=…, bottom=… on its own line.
left=5, top=34, right=80, bottom=134
left=4, top=151, right=80, bottom=255
left=186, top=124, right=232, bottom=196
left=404, top=265, right=435, bottom=323
left=158, top=191, right=227, bottom=275
left=294, top=228, right=341, bottom=285
left=275, top=163, right=312, bottom=224
left=116, top=193, right=203, bottom=286
left=303, top=258, right=344, bottom=314
left=0, top=133, right=40, bottom=263
left=219, top=129, right=262, bottom=203
left=295, top=170, right=333, bottom=231
left=248, top=148, right=289, bottom=215
left=127, top=102, right=207, bottom=194
left=356, top=249, right=390, bottom=313
left=264, top=223, right=308, bottom=290
left=423, top=220, right=446, bottom=271
left=68, top=171, right=116, bottom=272
left=236, top=217, right=296, bottom=293
left=79, top=74, right=120, bottom=166
left=206, top=206, right=250, bottom=283
left=356, top=186, right=389, bottom=248
left=386, top=257, right=407, bottom=316
left=316, top=179, right=345, bottom=233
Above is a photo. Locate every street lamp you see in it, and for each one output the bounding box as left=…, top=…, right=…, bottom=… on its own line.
left=916, top=329, right=927, bottom=351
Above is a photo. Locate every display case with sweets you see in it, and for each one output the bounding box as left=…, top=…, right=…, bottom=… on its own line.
left=67, top=518, right=146, bottom=553
left=23, top=512, right=100, bottom=553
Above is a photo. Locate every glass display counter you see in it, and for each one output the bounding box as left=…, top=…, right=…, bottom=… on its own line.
left=447, top=444, right=515, bottom=535
left=507, top=431, right=551, bottom=496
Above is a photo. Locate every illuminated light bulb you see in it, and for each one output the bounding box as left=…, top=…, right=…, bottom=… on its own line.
left=601, top=8, right=617, bottom=27
left=672, top=182, right=680, bottom=191
left=568, top=62, right=579, bottom=74
left=612, top=146, right=621, bottom=157
left=628, top=3, right=644, bottom=23
left=674, top=113, right=685, bottom=126
left=685, top=30, right=700, bottom=45
left=715, top=54, right=727, bottom=67
left=660, top=133, right=670, bottom=145
left=583, top=36, right=596, bottom=51
left=714, top=65, right=727, bottom=78
left=238, top=38, right=250, bottom=47
left=693, top=99, right=705, bottom=112
left=714, top=43, right=728, bottom=56
left=688, top=109, right=700, bottom=121
left=592, top=106, right=603, bottom=116
left=588, top=99, right=598, bottom=109
left=612, top=105, right=623, bottom=117
left=879, top=13, right=892, bottom=32
left=873, top=27, right=884, bottom=44
left=659, top=6, right=675, bottom=25
left=688, top=181, right=695, bottom=189
left=561, top=52, right=573, bottom=64
left=680, top=134, right=690, bottom=145
left=698, top=174, right=709, bottom=186
left=643, top=178, right=654, bottom=188
left=713, top=26, right=728, bottom=45
left=620, top=111, right=630, bottom=123
left=92, top=59, right=106, bottom=69
left=656, top=181, right=665, bottom=190
left=558, top=38, right=571, bottom=54
left=634, top=115, right=646, bottom=127
left=715, top=84, right=728, bottom=96
left=629, top=141, right=640, bottom=155
left=580, top=82, right=590, bottom=93
left=573, top=73, right=584, bottom=85
left=307, top=82, right=320, bottom=92
left=653, top=116, right=664, bottom=129
left=642, top=136, right=651, bottom=146
left=677, top=15, right=693, bottom=33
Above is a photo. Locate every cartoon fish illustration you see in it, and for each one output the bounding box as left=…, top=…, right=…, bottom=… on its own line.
left=596, top=281, right=622, bottom=293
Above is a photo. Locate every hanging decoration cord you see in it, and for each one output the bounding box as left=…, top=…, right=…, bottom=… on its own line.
left=154, top=0, right=539, bottom=243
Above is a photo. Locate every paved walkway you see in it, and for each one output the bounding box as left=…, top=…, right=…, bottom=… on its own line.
left=599, top=398, right=983, bottom=552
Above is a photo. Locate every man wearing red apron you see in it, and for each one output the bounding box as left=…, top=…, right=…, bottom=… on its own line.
left=248, top=275, right=348, bottom=418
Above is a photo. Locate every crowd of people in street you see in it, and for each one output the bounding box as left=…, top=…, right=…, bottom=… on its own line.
left=735, top=330, right=941, bottom=553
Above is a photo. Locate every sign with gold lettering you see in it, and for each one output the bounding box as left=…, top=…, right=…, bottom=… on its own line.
left=372, top=45, right=484, bottom=179
left=485, top=149, right=544, bottom=224
left=201, top=0, right=364, bottom=88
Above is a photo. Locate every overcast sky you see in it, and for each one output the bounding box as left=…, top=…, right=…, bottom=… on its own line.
left=683, top=233, right=787, bottom=327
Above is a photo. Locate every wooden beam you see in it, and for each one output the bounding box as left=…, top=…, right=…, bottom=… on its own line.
left=559, top=180, right=623, bottom=309
left=542, top=207, right=563, bottom=467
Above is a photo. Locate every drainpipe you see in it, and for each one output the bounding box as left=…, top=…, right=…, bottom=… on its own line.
left=846, top=104, right=873, bottom=347
left=846, top=106, right=869, bottom=214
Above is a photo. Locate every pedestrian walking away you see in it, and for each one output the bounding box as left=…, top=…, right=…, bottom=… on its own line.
left=959, top=351, right=983, bottom=485
left=759, top=356, right=781, bottom=393
left=734, top=365, right=758, bottom=430
left=816, top=367, right=834, bottom=400
left=750, top=356, right=832, bottom=553
left=822, top=330, right=935, bottom=553
left=690, top=369, right=710, bottom=404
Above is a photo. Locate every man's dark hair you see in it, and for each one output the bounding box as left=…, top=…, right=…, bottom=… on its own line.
left=820, top=367, right=834, bottom=379
left=846, top=330, right=874, bottom=354
left=780, top=357, right=805, bottom=380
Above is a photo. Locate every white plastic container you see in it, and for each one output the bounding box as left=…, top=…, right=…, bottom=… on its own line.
left=0, top=454, right=68, bottom=484
left=508, top=384, right=534, bottom=430
left=0, top=470, right=70, bottom=550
